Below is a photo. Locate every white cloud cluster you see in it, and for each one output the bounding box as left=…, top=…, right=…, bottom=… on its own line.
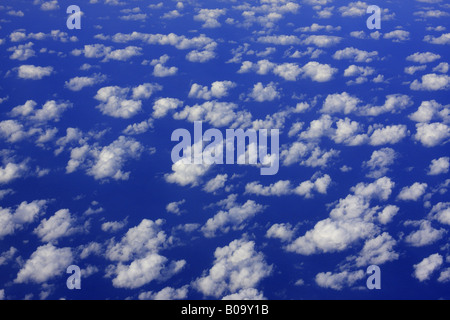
left=194, top=239, right=272, bottom=298
left=413, top=253, right=443, bottom=281
left=106, top=219, right=185, bottom=289
left=0, top=200, right=47, bottom=239
left=15, top=244, right=73, bottom=284
left=94, top=83, right=161, bottom=118
left=189, top=81, right=236, bottom=100
left=17, top=65, right=53, bottom=80
left=67, top=136, right=144, bottom=181
left=201, top=195, right=265, bottom=237
left=410, top=74, right=450, bottom=91
left=238, top=60, right=337, bottom=82
left=287, top=178, right=396, bottom=255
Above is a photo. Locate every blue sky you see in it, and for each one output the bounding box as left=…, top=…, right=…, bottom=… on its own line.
left=0, top=0, right=449, bottom=300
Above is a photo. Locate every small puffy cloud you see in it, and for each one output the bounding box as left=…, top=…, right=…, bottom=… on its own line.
left=363, top=148, right=397, bottom=178
left=321, top=92, right=360, bottom=114
left=201, top=196, right=265, bottom=237
left=410, top=74, right=450, bottom=91
left=112, top=254, right=186, bottom=289
left=413, top=253, right=443, bottom=282
left=34, top=209, right=82, bottom=243
left=266, top=223, right=295, bottom=242
left=139, top=286, right=189, bottom=300
left=429, top=203, right=450, bottom=225
left=165, top=161, right=211, bottom=188
left=405, top=220, right=446, bottom=247
left=353, top=233, right=399, bottom=267
left=415, top=123, right=450, bottom=147
left=95, top=84, right=160, bottom=119
left=384, top=30, right=410, bottom=42
left=67, top=136, right=144, bottom=181
left=189, top=81, right=236, bottom=100
left=303, top=35, right=342, bottom=48
left=8, top=42, right=35, bottom=61
left=17, top=65, right=53, bottom=80
left=65, top=74, right=106, bottom=91
left=0, top=200, right=47, bottom=239
left=428, top=157, right=450, bottom=175
left=203, top=174, right=228, bottom=193
left=369, top=125, right=408, bottom=146
left=424, top=33, right=450, bottom=45
left=166, top=200, right=186, bottom=215
left=194, top=9, right=226, bottom=28
left=194, top=239, right=272, bottom=298
left=333, top=47, right=378, bottom=63
left=15, top=244, right=73, bottom=284
left=397, top=183, right=428, bottom=201
left=249, top=82, right=280, bottom=102
left=315, top=270, right=365, bottom=290
left=409, top=100, right=449, bottom=123
left=301, top=62, right=337, bottom=82
left=407, top=52, right=441, bottom=64
left=152, top=98, right=183, bottom=118
left=222, top=288, right=266, bottom=301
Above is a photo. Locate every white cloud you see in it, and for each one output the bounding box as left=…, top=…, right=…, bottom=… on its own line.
left=67, top=136, right=144, bottom=181
left=301, top=61, right=337, bottom=82
left=384, top=30, right=410, bottom=42
left=397, top=183, right=428, bottom=201
left=95, top=84, right=159, bottom=119
left=407, top=52, right=441, bottom=64
left=413, top=253, right=443, bottom=281
left=202, top=195, right=265, bottom=237
left=17, top=65, right=53, bottom=80
left=430, top=203, right=450, bottom=225
left=139, top=286, right=189, bottom=300
left=194, top=9, right=226, bottom=28
left=410, top=74, right=450, bottom=91
left=415, top=123, right=450, bottom=147
left=194, top=239, right=272, bottom=298
left=166, top=200, right=186, bottom=215
left=153, top=98, right=183, bottom=118
left=333, top=47, right=378, bottom=63
left=266, top=223, right=295, bottom=242
left=321, top=92, right=360, bottom=114
left=249, top=82, right=280, bottom=102
left=0, top=200, right=46, bottom=239
left=409, top=100, right=449, bottom=123
left=15, top=244, right=73, bottom=284
left=34, top=209, right=82, bottom=243
left=203, top=174, right=228, bottom=193
left=65, top=74, right=106, bottom=91
left=8, top=42, right=35, bottom=61
left=428, top=157, right=450, bottom=175
left=424, top=33, right=450, bottom=45
left=405, top=220, right=446, bottom=247
left=315, top=270, right=365, bottom=290
left=189, top=81, right=236, bottom=100
left=222, top=288, right=266, bottom=300
left=369, top=125, right=408, bottom=146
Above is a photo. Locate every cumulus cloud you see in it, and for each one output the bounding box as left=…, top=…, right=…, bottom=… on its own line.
left=413, top=253, right=443, bottom=281
left=15, top=244, right=73, bottom=284
left=0, top=200, right=47, bottom=239
left=404, top=221, right=446, bottom=247
left=415, top=123, right=450, bottom=147
left=189, top=81, right=236, bottom=100
left=95, top=84, right=161, bottom=118
left=34, top=209, right=82, bottom=243
left=67, top=136, right=144, bottom=181
left=249, top=82, right=280, bottom=102
left=194, top=239, right=272, bottom=298
left=201, top=195, right=265, bottom=237
left=397, top=183, right=428, bottom=201
left=17, top=65, right=53, bottom=80
left=65, top=74, right=106, bottom=91
left=410, top=74, right=450, bottom=91
left=428, top=157, right=450, bottom=175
